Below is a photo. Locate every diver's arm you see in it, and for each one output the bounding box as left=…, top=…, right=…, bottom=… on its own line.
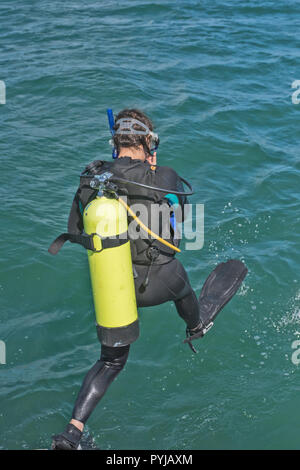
left=175, top=175, right=189, bottom=222
left=67, top=189, right=84, bottom=234
left=154, top=165, right=190, bottom=223
left=67, top=162, right=102, bottom=234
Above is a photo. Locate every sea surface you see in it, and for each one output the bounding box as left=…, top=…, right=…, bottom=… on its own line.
left=1, top=0, right=300, bottom=450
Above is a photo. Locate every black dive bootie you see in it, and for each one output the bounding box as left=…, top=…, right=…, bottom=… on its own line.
left=52, top=423, right=82, bottom=450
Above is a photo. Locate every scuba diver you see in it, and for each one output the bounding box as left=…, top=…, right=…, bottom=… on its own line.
left=48, top=108, right=247, bottom=450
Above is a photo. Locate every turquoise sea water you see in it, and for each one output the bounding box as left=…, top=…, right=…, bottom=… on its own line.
left=1, top=0, right=300, bottom=450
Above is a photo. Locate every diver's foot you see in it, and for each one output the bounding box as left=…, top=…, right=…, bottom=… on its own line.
left=52, top=423, right=83, bottom=450
left=183, top=322, right=212, bottom=353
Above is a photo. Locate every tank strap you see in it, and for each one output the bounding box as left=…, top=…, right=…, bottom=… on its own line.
left=138, top=246, right=160, bottom=293
left=48, top=232, right=128, bottom=256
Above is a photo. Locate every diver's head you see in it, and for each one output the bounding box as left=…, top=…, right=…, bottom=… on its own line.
left=112, top=109, right=159, bottom=163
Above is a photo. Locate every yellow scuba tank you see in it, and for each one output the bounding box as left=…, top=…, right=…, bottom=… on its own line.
left=83, top=194, right=139, bottom=347
left=48, top=169, right=185, bottom=346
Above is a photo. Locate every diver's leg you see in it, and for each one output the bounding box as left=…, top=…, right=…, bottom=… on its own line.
left=135, top=258, right=247, bottom=353
left=134, top=259, right=201, bottom=329
left=71, top=344, right=130, bottom=424
left=174, top=290, right=201, bottom=330
left=52, top=344, right=130, bottom=450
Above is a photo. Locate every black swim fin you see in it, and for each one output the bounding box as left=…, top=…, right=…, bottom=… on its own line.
left=184, top=259, right=248, bottom=353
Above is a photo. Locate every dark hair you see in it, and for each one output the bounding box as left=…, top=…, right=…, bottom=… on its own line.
left=113, top=108, right=154, bottom=155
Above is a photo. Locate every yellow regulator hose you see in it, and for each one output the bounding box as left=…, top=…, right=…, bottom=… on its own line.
left=118, top=196, right=181, bottom=253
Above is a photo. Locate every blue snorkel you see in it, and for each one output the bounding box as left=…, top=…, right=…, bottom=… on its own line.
left=107, top=108, right=118, bottom=159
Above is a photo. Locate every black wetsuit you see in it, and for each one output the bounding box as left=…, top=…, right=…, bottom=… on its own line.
left=68, top=157, right=200, bottom=424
